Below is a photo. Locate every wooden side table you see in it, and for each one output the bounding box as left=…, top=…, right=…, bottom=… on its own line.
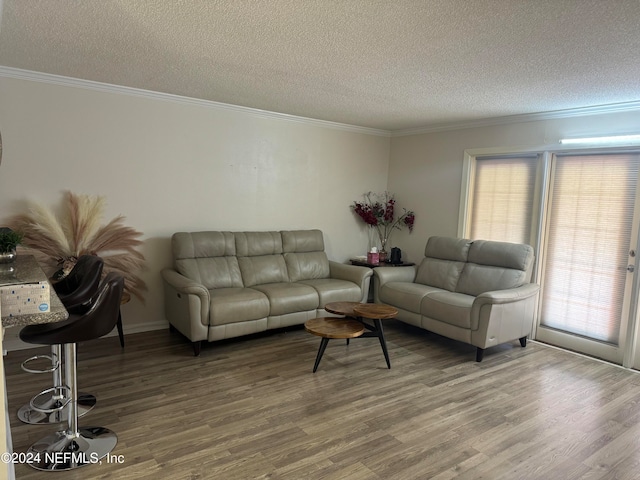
left=350, top=260, right=415, bottom=301
left=350, top=259, right=415, bottom=268
left=304, top=317, right=365, bottom=372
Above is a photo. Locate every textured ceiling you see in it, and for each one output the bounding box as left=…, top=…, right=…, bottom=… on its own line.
left=1, top=0, right=640, bottom=132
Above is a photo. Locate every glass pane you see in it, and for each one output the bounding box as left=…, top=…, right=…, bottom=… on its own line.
left=470, top=156, right=537, bottom=244
left=541, top=153, right=640, bottom=344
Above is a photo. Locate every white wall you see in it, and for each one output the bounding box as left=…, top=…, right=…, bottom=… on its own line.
left=4, top=73, right=638, bottom=352
left=388, top=110, right=640, bottom=264
left=0, top=76, right=390, bottom=349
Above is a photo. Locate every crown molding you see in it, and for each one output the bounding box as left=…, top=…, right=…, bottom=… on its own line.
left=0, top=66, right=391, bottom=137
left=3, top=66, right=639, bottom=139
left=391, top=100, right=640, bottom=137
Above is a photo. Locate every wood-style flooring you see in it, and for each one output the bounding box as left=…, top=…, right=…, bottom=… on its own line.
left=4, top=320, right=640, bottom=479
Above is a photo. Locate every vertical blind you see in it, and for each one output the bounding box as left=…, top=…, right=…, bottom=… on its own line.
left=470, top=155, right=538, bottom=244
left=540, top=153, right=640, bottom=344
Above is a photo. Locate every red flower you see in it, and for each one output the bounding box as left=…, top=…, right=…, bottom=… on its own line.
left=403, top=213, right=415, bottom=232
left=351, top=192, right=416, bottom=251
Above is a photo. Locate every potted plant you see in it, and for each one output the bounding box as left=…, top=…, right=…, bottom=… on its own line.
left=0, top=227, right=23, bottom=263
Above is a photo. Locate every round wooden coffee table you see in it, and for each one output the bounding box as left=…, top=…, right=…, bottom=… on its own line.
left=352, top=303, right=398, bottom=320
left=322, top=302, right=398, bottom=369
left=304, top=317, right=365, bottom=372
left=324, top=301, right=360, bottom=318
left=353, top=303, right=397, bottom=369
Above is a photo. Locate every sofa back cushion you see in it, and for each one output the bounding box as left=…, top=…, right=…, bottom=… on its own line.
left=238, top=255, right=289, bottom=286
left=172, top=232, right=243, bottom=289
left=282, top=229, right=325, bottom=253
left=235, top=231, right=283, bottom=256
left=415, top=236, right=472, bottom=291
left=285, top=252, right=330, bottom=281
left=234, top=231, right=289, bottom=286
left=281, top=230, right=329, bottom=281
left=456, top=240, right=534, bottom=296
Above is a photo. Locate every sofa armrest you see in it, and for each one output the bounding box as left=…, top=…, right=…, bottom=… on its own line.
left=372, top=266, right=417, bottom=303
left=161, top=268, right=211, bottom=342
left=329, top=261, right=373, bottom=298
left=373, top=266, right=417, bottom=287
left=470, top=283, right=540, bottom=349
left=474, top=283, right=540, bottom=306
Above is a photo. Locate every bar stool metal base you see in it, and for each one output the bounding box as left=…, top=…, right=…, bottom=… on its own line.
left=27, top=426, right=117, bottom=471
left=21, top=354, right=58, bottom=374
left=18, top=392, right=96, bottom=425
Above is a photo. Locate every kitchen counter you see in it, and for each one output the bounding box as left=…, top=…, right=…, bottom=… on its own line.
left=0, top=254, right=68, bottom=480
left=0, top=255, right=68, bottom=328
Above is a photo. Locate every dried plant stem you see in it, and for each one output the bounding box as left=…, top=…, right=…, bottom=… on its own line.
left=7, top=191, right=147, bottom=301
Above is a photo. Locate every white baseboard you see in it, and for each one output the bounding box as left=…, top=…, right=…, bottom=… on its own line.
left=2, top=320, right=169, bottom=353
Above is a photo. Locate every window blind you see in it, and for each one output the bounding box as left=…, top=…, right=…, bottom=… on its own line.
left=470, top=155, right=538, bottom=244
left=541, top=153, right=640, bottom=344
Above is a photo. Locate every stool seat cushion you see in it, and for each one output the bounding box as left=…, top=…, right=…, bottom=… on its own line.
left=53, top=255, right=104, bottom=309
left=20, top=273, right=123, bottom=346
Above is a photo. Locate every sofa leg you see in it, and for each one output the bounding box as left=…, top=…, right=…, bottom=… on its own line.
left=193, top=341, right=202, bottom=357
left=475, top=348, right=484, bottom=362
left=519, top=336, right=527, bottom=348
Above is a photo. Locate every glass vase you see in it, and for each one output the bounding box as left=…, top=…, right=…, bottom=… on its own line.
left=0, top=249, right=16, bottom=264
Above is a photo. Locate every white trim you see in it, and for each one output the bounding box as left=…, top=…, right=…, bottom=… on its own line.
left=0, top=66, right=391, bottom=138
left=457, top=151, right=474, bottom=237
left=3, top=66, right=640, bottom=138
left=392, top=101, right=640, bottom=137
left=530, top=340, right=640, bottom=373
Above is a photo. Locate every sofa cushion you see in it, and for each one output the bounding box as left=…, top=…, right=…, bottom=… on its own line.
left=413, top=236, right=472, bottom=291
left=415, top=258, right=465, bottom=291
left=456, top=240, right=534, bottom=296
left=424, top=236, right=472, bottom=261
left=235, top=231, right=283, bottom=256
left=178, top=257, right=244, bottom=289
left=299, top=278, right=361, bottom=306
left=209, top=287, right=270, bottom=326
left=421, top=291, right=475, bottom=329
left=173, top=231, right=236, bottom=259
left=252, top=283, right=319, bottom=316
left=456, top=264, right=528, bottom=297
left=172, top=232, right=243, bottom=289
left=284, top=252, right=330, bottom=281
left=282, top=229, right=324, bottom=253
left=379, top=282, right=443, bottom=314
left=238, top=255, right=289, bottom=287
left=467, top=239, right=533, bottom=272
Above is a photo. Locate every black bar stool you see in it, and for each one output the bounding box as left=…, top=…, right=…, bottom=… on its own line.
left=20, top=273, right=124, bottom=471
left=18, top=255, right=104, bottom=425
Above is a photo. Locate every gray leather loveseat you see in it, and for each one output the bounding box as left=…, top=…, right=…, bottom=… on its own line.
left=373, top=236, right=539, bottom=361
left=162, top=229, right=372, bottom=355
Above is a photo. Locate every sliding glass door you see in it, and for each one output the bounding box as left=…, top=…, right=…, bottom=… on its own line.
left=536, top=153, right=640, bottom=363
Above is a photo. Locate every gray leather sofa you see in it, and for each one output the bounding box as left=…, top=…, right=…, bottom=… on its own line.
left=162, top=229, right=372, bottom=355
left=373, top=236, right=539, bottom=361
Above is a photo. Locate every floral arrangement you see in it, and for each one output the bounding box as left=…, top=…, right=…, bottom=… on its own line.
left=352, top=191, right=415, bottom=254
left=7, top=191, right=147, bottom=301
